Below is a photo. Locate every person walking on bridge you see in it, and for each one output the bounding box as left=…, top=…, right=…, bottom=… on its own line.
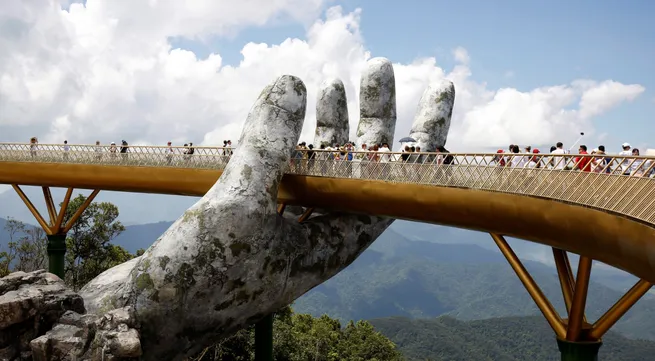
left=574, top=145, right=592, bottom=172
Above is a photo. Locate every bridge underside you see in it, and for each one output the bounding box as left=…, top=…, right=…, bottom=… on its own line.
left=2, top=161, right=655, bottom=284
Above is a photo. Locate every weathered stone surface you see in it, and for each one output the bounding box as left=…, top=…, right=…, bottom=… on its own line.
left=28, top=307, right=141, bottom=361
left=315, top=78, right=349, bottom=147
left=409, top=79, right=455, bottom=151
left=356, top=57, right=396, bottom=147
left=0, top=270, right=84, bottom=360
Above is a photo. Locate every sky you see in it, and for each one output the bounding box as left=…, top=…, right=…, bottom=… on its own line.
left=0, top=0, right=653, bottom=198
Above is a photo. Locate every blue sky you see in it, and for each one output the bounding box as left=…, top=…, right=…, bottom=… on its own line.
left=169, top=0, right=654, bottom=152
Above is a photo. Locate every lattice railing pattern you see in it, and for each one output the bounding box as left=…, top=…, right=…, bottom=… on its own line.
left=1, top=143, right=655, bottom=225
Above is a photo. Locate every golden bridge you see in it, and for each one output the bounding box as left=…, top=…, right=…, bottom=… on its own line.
left=1, top=142, right=654, bottom=360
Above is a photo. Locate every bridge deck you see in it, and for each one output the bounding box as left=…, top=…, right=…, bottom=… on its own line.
left=1, top=143, right=655, bottom=282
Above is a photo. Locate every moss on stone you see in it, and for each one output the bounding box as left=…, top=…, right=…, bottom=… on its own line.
left=436, top=90, right=450, bottom=104
left=182, top=209, right=204, bottom=231
left=235, top=290, right=250, bottom=305
left=229, top=242, right=252, bottom=257
left=141, top=258, right=151, bottom=271
left=171, top=263, right=196, bottom=300
left=363, top=84, right=380, bottom=104
left=98, top=294, right=119, bottom=314
left=293, top=80, right=306, bottom=97
left=135, top=272, right=155, bottom=292
left=241, top=165, right=253, bottom=181
left=159, top=256, right=170, bottom=270
left=268, top=259, right=286, bottom=274
left=226, top=278, right=246, bottom=292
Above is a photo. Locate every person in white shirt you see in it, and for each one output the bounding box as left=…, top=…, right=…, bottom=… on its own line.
left=550, top=142, right=567, bottom=170
left=378, top=143, right=391, bottom=178
left=378, top=143, right=391, bottom=163
left=509, top=145, right=523, bottom=167
left=63, top=140, right=70, bottom=161
left=94, top=140, right=103, bottom=161
left=619, top=142, right=632, bottom=175
left=629, top=148, right=648, bottom=176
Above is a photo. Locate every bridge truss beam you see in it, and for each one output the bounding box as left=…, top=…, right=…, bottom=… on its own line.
left=12, top=185, right=99, bottom=279
left=490, top=233, right=653, bottom=361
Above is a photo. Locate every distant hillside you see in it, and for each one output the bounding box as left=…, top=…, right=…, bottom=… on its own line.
left=371, top=316, right=655, bottom=361
left=292, top=228, right=655, bottom=340
left=112, top=221, right=173, bottom=251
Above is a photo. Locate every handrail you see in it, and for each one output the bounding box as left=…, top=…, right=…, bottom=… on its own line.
left=1, top=142, right=655, bottom=226
left=2, top=142, right=654, bottom=159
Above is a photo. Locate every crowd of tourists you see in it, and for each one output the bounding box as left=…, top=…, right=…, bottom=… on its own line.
left=292, top=140, right=653, bottom=178
left=24, top=136, right=654, bottom=178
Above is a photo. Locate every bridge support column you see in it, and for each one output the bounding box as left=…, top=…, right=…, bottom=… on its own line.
left=253, top=205, right=314, bottom=361
left=490, top=233, right=654, bottom=360
left=557, top=338, right=601, bottom=361
left=12, top=185, right=99, bottom=280
left=255, top=314, right=274, bottom=361
left=46, top=234, right=67, bottom=279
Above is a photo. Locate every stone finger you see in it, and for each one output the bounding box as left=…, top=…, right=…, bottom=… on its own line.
left=355, top=57, right=397, bottom=148
left=409, top=79, right=455, bottom=151
left=314, top=78, right=349, bottom=147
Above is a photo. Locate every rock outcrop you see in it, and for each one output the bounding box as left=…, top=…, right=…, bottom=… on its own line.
left=30, top=307, right=141, bottom=361
left=0, top=270, right=84, bottom=361
left=0, top=270, right=141, bottom=361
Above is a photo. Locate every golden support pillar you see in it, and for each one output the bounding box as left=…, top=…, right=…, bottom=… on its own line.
left=491, top=233, right=654, bottom=361
left=11, top=185, right=99, bottom=279
left=490, top=233, right=566, bottom=339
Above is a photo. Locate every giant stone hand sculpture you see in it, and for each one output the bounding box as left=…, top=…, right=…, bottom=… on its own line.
left=74, top=57, right=455, bottom=360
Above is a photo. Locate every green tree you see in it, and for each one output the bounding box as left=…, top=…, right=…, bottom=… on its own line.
left=63, top=194, right=130, bottom=290
left=0, top=218, right=48, bottom=276
left=189, top=306, right=403, bottom=361
left=11, top=221, right=47, bottom=273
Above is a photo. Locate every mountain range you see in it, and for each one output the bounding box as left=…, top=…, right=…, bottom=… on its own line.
left=371, top=316, right=655, bottom=361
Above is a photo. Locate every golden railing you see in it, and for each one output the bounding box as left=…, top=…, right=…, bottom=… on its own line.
left=1, top=143, right=655, bottom=226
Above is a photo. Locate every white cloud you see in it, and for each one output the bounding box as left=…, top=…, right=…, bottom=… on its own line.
left=452, top=46, right=470, bottom=65
left=0, top=0, right=646, bottom=153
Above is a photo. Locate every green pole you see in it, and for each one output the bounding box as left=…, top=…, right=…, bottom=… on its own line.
left=557, top=338, right=602, bottom=361
left=47, top=234, right=67, bottom=280
left=255, top=314, right=274, bottom=361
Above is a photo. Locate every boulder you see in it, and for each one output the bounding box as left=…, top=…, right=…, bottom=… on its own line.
left=30, top=307, right=141, bottom=361
left=0, top=270, right=84, bottom=360
left=0, top=271, right=141, bottom=361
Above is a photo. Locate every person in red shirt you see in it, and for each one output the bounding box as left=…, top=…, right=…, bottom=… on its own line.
left=494, top=149, right=506, bottom=166
left=575, top=145, right=592, bottom=172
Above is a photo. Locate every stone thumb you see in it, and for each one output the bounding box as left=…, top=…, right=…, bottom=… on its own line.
left=209, top=75, right=307, bottom=210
